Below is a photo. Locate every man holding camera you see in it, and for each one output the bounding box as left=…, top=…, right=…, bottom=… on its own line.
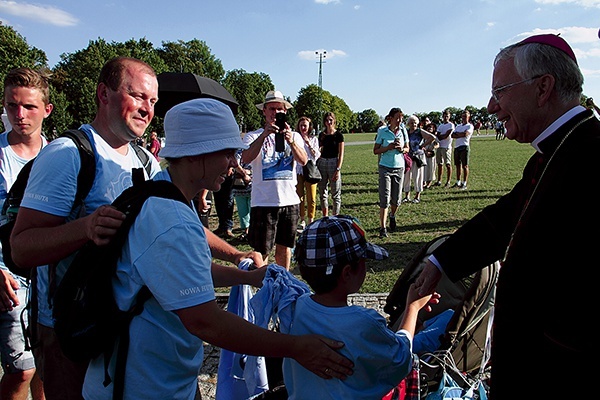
left=241, top=90, right=307, bottom=269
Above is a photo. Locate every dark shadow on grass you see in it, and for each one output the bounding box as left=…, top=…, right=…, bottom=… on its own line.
left=364, top=240, right=429, bottom=275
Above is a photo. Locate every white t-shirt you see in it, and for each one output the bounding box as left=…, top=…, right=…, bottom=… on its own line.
left=243, top=128, right=302, bottom=207
left=436, top=122, right=455, bottom=149
left=453, top=123, right=474, bottom=147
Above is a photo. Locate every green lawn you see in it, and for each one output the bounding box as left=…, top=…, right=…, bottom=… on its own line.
left=220, top=131, right=534, bottom=293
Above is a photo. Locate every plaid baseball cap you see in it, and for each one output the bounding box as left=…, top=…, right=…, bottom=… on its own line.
left=295, top=215, right=389, bottom=275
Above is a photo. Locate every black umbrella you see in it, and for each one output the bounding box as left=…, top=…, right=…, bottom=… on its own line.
left=155, top=72, right=239, bottom=117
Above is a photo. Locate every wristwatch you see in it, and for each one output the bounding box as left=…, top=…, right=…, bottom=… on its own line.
left=336, top=167, right=341, bottom=171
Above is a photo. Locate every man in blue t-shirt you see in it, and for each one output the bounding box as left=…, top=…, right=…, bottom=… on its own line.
left=0, top=67, right=52, bottom=400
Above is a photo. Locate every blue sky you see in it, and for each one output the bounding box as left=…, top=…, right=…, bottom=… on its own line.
left=1, top=0, right=599, bottom=117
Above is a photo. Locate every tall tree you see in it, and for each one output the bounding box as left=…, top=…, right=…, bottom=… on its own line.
left=327, top=95, right=353, bottom=134
left=295, top=84, right=353, bottom=133
left=46, top=87, right=73, bottom=139
left=356, top=109, right=380, bottom=133
left=157, top=39, right=224, bottom=81
left=295, top=84, right=322, bottom=131
left=223, top=69, right=272, bottom=132
left=0, top=23, right=47, bottom=77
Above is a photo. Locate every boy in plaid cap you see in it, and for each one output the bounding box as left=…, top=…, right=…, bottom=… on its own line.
left=284, top=215, right=440, bottom=399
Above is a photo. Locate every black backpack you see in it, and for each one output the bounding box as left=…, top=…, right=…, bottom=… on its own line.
left=0, top=129, right=152, bottom=279
left=52, top=170, right=189, bottom=399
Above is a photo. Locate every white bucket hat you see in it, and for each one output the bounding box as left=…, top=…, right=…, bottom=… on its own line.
left=160, top=98, right=247, bottom=158
left=255, top=90, right=293, bottom=110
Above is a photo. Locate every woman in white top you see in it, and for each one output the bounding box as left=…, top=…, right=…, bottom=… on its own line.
left=295, top=116, right=321, bottom=231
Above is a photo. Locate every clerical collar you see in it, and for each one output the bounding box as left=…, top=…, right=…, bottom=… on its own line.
left=531, top=105, right=586, bottom=153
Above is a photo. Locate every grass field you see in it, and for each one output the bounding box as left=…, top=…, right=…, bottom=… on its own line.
left=216, top=130, right=534, bottom=293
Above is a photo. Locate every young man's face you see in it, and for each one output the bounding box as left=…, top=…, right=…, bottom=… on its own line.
left=4, top=85, right=52, bottom=138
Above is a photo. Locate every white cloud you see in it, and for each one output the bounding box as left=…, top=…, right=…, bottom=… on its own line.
left=535, top=0, right=600, bottom=7
left=581, top=67, right=600, bottom=77
left=0, top=1, right=78, bottom=26
left=315, top=0, right=340, bottom=4
left=515, top=26, right=599, bottom=44
left=298, top=49, right=347, bottom=60
left=329, top=49, right=347, bottom=58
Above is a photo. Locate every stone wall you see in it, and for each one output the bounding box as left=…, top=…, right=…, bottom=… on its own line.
left=198, top=292, right=390, bottom=399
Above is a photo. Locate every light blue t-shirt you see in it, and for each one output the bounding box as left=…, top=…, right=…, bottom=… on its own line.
left=83, top=170, right=215, bottom=400
left=20, top=124, right=161, bottom=327
left=375, top=125, right=407, bottom=169
left=0, top=131, right=47, bottom=287
left=282, top=294, right=414, bottom=400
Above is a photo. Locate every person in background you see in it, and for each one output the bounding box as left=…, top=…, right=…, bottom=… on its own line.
left=495, top=120, right=505, bottom=140
left=232, top=148, right=252, bottom=241
left=317, top=112, right=344, bottom=217
left=82, top=98, right=354, bottom=399
left=473, top=119, right=482, bottom=135
left=450, top=110, right=474, bottom=190
left=135, top=135, right=145, bottom=148
left=295, top=116, right=320, bottom=232
left=212, top=168, right=236, bottom=239
left=414, top=33, right=598, bottom=399
left=0, top=67, right=50, bottom=400
left=147, top=130, right=161, bottom=161
left=402, top=115, right=436, bottom=204
left=422, top=120, right=438, bottom=189
left=284, top=215, right=439, bottom=399
left=241, top=90, right=307, bottom=270
left=433, top=110, right=454, bottom=187
left=373, top=107, right=408, bottom=238
left=194, top=189, right=212, bottom=229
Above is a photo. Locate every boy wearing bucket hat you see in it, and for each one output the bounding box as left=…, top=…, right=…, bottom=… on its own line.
left=82, top=98, right=353, bottom=400
left=283, top=215, right=439, bottom=399
left=241, top=90, right=307, bottom=270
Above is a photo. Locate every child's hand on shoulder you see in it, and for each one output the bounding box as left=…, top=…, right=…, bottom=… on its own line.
left=407, top=283, right=440, bottom=313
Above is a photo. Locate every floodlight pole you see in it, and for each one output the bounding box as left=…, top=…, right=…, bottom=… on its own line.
left=315, top=51, right=326, bottom=133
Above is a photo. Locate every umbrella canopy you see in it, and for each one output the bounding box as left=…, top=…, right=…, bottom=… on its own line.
left=155, top=72, right=239, bottom=117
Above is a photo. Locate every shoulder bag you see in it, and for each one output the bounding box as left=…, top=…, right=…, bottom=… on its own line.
left=303, top=160, right=322, bottom=184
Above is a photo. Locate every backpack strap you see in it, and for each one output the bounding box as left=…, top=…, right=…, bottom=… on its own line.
left=130, top=142, right=152, bottom=177
left=106, top=179, right=189, bottom=400
left=47, top=129, right=96, bottom=305
left=111, top=286, right=151, bottom=400
left=60, top=129, right=96, bottom=209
